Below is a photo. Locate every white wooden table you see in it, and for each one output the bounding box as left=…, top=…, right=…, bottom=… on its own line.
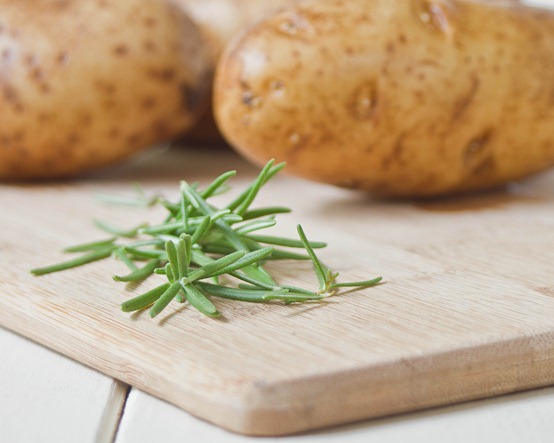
left=3, top=0, right=554, bottom=440
left=2, top=324, right=554, bottom=443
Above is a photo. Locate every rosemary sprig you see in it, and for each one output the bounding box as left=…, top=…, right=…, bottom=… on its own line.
left=31, top=161, right=383, bottom=319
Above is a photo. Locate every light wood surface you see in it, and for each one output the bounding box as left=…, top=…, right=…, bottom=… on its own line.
left=1, top=147, right=554, bottom=435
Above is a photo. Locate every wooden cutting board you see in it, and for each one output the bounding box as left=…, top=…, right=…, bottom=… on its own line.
left=1, top=147, right=553, bottom=436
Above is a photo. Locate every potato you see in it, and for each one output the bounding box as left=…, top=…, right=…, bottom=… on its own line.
left=172, top=0, right=303, bottom=144
left=214, top=0, right=554, bottom=197
left=0, top=0, right=211, bottom=180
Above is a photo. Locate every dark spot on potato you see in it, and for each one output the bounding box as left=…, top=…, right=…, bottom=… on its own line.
left=38, top=112, right=52, bottom=122
left=94, top=80, right=116, bottom=94
left=471, top=156, right=496, bottom=177
left=465, top=131, right=491, bottom=159
left=143, top=17, right=157, bottom=27
left=181, top=82, right=204, bottom=112
left=39, top=83, right=51, bottom=94
left=382, top=133, right=407, bottom=169
left=25, top=54, right=39, bottom=67
left=22, top=145, right=37, bottom=158
left=0, top=135, right=11, bottom=147
left=0, top=133, right=16, bottom=147
left=53, top=0, right=70, bottom=10
left=75, top=112, right=91, bottom=126
left=451, top=75, right=479, bottom=121
left=66, top=133, right=81, bottom=144
left=464, top=130, right=496, bottom=176
left=102, top=99, right=116, bottom=110
left=169, top=40, right=182, bottom=52
left=349, top=80, right=379, bottom=120
left=113, top=45, right=129, bottom=56
left=241, top=90, right=261, bottom=108
left=2, top=84, right=19, bottom=103
left=10, top=130, right=24, bottom=143
left=398, top=34, right=407, bottom=44
left=126, top=133, right=141, bottom=147
left=358, top=12, right=370, bottom=23
left=1, top=48, right=13, bottom=61
left=414, top=90, right=425, bottom=103
left=30, top=67, right=45, bottom=81
left=56, top=52, right=70, bottom=65
left=147, top=68, right=176, bottom=81
left=108, top=127, right=121, bottom=138
left=386, top=42, right=395, bottom=54
left=151, top=120, right=169, bottom=137
left=141, top=96, right=157, bottom=110
left=143, top=40, right=156, bottom=52
left=3, top=86, right=24, bottom=112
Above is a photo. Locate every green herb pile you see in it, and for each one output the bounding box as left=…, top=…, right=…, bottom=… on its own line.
left=31, top=160, right=382, bottom=318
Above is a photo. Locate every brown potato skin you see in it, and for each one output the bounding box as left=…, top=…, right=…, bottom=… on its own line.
left=214, top=0, right=554, bottom=197
left=0, top=0, right=211, bottom=180
left=173, top=0, right=302, bottom=145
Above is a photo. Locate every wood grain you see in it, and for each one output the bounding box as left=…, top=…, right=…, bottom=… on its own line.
left=1, top=148, right=553, bottom=436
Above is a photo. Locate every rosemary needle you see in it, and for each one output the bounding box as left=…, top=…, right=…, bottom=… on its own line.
left=241, top=206, right=291, bottom=221
left=113, top=259, right=160, bottom=282
left=246, top=234, right=326, bottom=249
left=121, top=283, right=170, bottom=312
left=296, top=225, right=329, bottom=291
left=150, top=282, right=182, bottom=318
left=31, top=247, right=115, bottom=276
left=63, top=238, right=116, bottom=253
left=182, top=284, right=219, bottom=318
left=32, top=160, right=383, bottom=319
left=94, top=219, right=147, bottom=238
left=329, top=277, right=383, bottom=289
